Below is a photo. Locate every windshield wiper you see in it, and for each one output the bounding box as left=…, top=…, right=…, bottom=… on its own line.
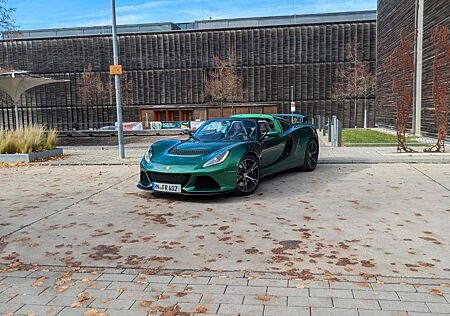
left=188, top=130, right=203, bottom=143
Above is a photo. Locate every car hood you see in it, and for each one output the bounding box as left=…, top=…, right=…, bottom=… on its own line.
left=150, top=139, right=242, bottom=165
left=168, top=141, right=232, bottom=156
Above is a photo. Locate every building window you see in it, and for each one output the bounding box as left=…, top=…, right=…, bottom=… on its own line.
left=156, top=111, right=166, bottom=121
left=182, top=110, right=193, bottom=121
left=169, top=110, right=180, bottom=121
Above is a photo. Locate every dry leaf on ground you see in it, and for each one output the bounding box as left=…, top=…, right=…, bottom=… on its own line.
left=430, top=288, right=444, bottom=296
left=140, top=300, right=152, bottom=307
left=83, top=309, right=108, bottom=316
left=255, top=295, right=272, bottom=302
left=194, top=304, right=208, bottom=313
left=71, top=292, right=91, bottom=308
left=32, top=276, right=46, bottom=287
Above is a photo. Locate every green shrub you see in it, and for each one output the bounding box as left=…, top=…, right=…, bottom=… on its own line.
left=0, top=125, right=58, bottom=154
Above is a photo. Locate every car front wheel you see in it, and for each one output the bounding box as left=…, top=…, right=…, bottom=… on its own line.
left=234, top=155, right=260, bottom=196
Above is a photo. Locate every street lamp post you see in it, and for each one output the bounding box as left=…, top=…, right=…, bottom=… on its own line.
left=111, top=0, right=125, bottom=159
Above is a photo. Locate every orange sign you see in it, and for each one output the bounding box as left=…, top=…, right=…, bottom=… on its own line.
left=109, top=65, right=123, bottom=75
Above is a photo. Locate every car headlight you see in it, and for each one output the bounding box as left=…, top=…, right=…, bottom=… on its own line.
left=144, top=146, right=152, bottom=163
left=203, top=150, right=230, bottom=168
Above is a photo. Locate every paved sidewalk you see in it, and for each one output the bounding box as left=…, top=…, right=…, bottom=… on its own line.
left=319, top=147, right=450, bottom=164
left=33, top=144, right=450, bottom=166
left=0, top=269, right=449, bottom=315
left=316, top=130, right=450, bottom=164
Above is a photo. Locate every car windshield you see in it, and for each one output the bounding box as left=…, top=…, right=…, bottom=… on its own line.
left=194, top=119, right=257, bottom=142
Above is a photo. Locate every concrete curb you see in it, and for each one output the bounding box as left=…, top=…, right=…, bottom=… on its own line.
left=0, top=148, right=64, bottom=163
left=1, top=264, right=449, bottom=284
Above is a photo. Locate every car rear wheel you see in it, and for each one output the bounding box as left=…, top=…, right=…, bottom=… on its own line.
left=234, top=155, right=260, bottom=196
left=299, top=139, right=319, bottom=172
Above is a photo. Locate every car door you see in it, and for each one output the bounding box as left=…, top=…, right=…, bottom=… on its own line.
left=260, top=119, right=288, bottom=168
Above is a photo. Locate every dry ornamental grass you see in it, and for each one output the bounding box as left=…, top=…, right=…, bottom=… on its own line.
left=0, top=125, right=58, bottom=154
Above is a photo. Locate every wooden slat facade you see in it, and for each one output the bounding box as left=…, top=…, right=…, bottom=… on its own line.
left=376, top=0, right=416, bottom=132
left=376, top=0, right=449, bottom=137
left=421, top=0, right=450, bottom=137
left=0, top=19, right=376, bottom=130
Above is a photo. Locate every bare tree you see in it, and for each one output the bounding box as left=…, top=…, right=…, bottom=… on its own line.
left=78, top=65, right=134, bottom=128
left=383, top=28, right=416, bottom=153
left=360, top=65, right=376, bottom=128
left=78, top=64, right=108, bottom=106
left=0, top=0, right=16, bottom=38
left=204, top=51, right=242, bottom=115
left=332, top=40, right=375, bottom=128
left=109, top=73, right=133, bottom=108
left=0, top=0, right=20, bottom=61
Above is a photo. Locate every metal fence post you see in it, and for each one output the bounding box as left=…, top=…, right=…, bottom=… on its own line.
left=331, top=115, right=337, bottom=146
left=337, top=119, right=343, bottom=147
left=328, top=117, right=332, bottom=142
left=323, top=116, right=326, bottom=136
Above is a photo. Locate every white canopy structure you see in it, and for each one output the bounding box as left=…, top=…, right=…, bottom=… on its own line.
left=0, top=70, right=69, bottom=128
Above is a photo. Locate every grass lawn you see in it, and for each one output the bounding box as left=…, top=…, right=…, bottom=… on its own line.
left=342, top=129, right=421, bottom=146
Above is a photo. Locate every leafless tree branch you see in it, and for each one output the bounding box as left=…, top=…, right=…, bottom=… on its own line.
left=332, top=40, right=375, bottom=128
left=204, top=50, right=243, bottom=115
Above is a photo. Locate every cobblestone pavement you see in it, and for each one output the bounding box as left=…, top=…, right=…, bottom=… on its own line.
left=0, top=269, right=449, bottom=315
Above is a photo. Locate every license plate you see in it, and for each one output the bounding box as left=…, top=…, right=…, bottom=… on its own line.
left=152, top=182, right=182, bottom=193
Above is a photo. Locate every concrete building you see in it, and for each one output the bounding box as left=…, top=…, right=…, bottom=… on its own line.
left=0, top=11, right=376, bottom=130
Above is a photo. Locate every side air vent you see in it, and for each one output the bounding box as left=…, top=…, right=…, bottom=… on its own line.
left=195, top=176, right=221, bottom=189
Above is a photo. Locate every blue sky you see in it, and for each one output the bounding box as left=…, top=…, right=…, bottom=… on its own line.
left=10, top=0, right=376, bottom=30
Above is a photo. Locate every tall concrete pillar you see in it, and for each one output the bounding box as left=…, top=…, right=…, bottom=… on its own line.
left=413, top=0, right=424, bottom=135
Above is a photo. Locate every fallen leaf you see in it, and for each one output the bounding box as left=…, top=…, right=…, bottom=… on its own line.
left=194, top=304, right=208, bottom=313
left=430, top=288, right=444, bottom=296
left=255, top=295, right=271, bottom=302
left=71, top=292, right=91, bottom=308
left=32, top=276, right=46, bottom=287
left=82, top=278, right=96, bottom=287
left=157, top=294, right=170, bottom=300
left=139, top=300, right=152, bottom=307
left=83, top=309, right=108, bottom=316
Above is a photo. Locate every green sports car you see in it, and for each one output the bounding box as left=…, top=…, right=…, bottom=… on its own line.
left=138, top=114, right=319, bottom=196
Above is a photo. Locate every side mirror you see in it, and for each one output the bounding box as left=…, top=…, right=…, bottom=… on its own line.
left=182, top=129, right=189, bottom=135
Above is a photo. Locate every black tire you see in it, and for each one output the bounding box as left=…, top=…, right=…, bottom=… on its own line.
left=298, top=139, right=319, bottom=172
left=234, top=154, right=261, bottom=196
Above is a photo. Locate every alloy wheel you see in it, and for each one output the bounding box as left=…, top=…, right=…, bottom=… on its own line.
left=306, top=140, right=318, bottom=169
left=236, top=157, right=260, bottom=194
